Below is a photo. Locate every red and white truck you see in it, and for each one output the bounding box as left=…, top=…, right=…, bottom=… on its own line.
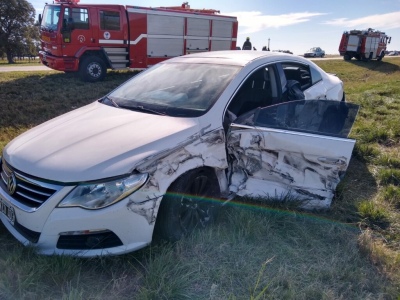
left=38, top=1, right=238, bottom=82
left=338, top=28, right=391, bottom=61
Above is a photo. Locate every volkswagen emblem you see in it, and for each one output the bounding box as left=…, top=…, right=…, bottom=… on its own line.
left=7, top=172, right=17, bottom=195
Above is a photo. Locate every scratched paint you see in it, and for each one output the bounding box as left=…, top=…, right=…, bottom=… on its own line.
left=127, top=128, right=228, bottom=223
left=227, top=128, right=351, bottom=209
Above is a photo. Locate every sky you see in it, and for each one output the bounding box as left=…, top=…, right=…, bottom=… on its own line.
left=30, top=0, right=400, bottom=55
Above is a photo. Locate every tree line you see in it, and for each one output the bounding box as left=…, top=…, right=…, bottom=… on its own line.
left=0, top=0, right=39, bottom=63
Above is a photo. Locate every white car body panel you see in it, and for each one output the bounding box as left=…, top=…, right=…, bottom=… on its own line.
left=227, top=126, right=355, bottom=209
left=0, top=51, right=355, bottom=256
left=4, top=101, right=202, bottom=182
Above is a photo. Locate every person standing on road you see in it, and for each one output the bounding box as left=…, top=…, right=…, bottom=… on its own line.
left=242, top=37, right=252, bottom=50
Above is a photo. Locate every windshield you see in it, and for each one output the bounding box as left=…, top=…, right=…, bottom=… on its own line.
left=41, top=5, right=61, bottom=31
left=107, top=63, right=241, bottom=117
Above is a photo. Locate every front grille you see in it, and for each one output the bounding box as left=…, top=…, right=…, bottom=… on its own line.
left=1, top=160, right=62, bottom=209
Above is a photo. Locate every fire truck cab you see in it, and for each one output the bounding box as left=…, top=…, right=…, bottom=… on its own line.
left=338, top=28, right=391, bottom=62
left=38, top=0, right=238, bottom=82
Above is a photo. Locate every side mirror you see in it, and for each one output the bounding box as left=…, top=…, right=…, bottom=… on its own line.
left=38, top=14, right=42, bottom=24
left=388, top=37, right=391, bottom=44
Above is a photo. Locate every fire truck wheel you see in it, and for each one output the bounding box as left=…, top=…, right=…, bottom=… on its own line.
left=343, top=54, right=351, bottom=61
left=79, top=56, right=106, bottom=82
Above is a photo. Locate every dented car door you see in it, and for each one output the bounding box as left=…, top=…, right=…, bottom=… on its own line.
left=226, top=100, right=359, bottom=209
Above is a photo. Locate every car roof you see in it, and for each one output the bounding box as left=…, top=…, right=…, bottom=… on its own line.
left=165, top=50, right=297, bottom=67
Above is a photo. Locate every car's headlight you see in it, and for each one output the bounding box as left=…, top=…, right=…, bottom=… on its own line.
left=58, top=173, right=148, bottom=209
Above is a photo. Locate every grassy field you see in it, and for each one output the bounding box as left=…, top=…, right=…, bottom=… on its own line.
left=0, top=58, right=400, bottom=299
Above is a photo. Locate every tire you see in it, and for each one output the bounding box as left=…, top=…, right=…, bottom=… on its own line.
left=155, top=168, right=221, bottom=242
left=343, top=54, right=351, bottom=61
left=377, top=52, right=384, bottom=61
left=79, top=56, right=106, bottom=82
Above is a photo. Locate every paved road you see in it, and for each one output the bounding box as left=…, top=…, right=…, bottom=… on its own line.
left=0, top=65, right=54, bottom=72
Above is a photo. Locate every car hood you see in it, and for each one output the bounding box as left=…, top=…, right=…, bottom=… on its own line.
left=3, top=101, right=200, bottom=182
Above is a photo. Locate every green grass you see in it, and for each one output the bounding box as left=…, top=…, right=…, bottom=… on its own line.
left=1, top=59, right=400, bottom=298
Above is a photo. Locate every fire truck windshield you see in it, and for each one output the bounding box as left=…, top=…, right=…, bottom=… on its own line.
left=41, top=5, right=61, bottom=31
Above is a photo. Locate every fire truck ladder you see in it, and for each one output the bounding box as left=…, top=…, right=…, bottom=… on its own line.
left=157, top=2, right=220, bottom=14
left=103, top=47, right=129, bottom=70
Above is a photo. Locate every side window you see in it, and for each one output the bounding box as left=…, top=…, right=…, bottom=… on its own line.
left=309, top=65, right=323, bottom=85
left=227, top=65, right=278, bottom=118
left=233, top=101, right=359, bottom=139
left=100, top=11, right=121, bottom=31
left=281, top=63, right=312, bottom=91
left=251, top=100, right=359, bottom=138
left=64, top=8, right=89, bottom=30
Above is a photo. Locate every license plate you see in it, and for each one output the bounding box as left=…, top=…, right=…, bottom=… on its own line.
left=0, top=196, right=16, bottom=225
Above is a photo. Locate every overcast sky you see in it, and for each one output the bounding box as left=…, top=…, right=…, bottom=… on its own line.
left=31, top=0, right=400, bottom=55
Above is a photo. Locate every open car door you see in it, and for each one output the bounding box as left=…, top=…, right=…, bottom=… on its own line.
left=227, top=100, right=359, bottom=209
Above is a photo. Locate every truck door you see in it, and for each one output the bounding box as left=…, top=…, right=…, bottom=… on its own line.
left=61, top=6, right=93, bottom=56
left=93, top=7, right=128, bottom=48
left=227, top=100, right=359, bottom=209
left=347, top=35, right=360, bottom=52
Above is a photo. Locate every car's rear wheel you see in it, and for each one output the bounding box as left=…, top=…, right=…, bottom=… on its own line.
left=155, top=168, right=220, bottom=242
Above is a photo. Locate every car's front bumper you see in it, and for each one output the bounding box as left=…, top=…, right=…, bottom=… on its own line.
left=0, top=179, right=155, bottom=257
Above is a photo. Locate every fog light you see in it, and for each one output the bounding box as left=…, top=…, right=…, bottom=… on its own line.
left=57, top=229, right=123, bottom=250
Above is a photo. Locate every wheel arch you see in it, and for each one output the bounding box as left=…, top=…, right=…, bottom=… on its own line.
left=152, top=165, right=223, bottom=241
left=161, top=166, right=223, bottom=200
left=78, top=50, right=110, bottom=69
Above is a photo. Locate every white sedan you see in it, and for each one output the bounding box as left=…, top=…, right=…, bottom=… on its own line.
left=0, top=51, right=358, bottom=256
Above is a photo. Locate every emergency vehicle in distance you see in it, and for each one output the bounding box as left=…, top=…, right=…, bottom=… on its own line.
left=38, top=1, right=238, bottom=82
left=338, top=28, right=391, bottom=62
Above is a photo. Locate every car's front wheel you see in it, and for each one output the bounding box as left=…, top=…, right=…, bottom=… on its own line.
left=155, top=168, right=221, bottom=242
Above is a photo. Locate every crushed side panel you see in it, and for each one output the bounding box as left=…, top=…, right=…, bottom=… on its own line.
left=126, top=128, right=228, bottom=223
left=227, top=129, right=354, bottom=209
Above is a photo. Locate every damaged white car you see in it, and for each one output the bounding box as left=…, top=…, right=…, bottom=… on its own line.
left=0, top=51, right=358, bottom=256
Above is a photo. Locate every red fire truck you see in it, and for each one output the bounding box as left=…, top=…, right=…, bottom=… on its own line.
left=38, top=1, right=238, bottom=82
left=338, top=28, right=391, bottom=62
